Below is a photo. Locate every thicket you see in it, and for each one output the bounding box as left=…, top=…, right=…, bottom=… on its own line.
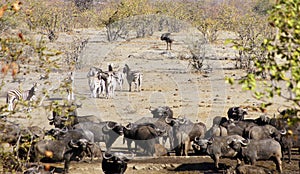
left=235, top=0, right=300, bottom=120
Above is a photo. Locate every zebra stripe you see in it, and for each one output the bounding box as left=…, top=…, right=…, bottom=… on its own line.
left=123, top=64, right=143, bottom=92
left=6, top=83, right=37, bottom=111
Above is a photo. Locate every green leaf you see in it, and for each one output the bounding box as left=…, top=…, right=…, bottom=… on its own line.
left=225, top=76, right=235, bottom=85
left=254, top=91, right=264, bottom=99
left=224, top=39, right=233, bottom=45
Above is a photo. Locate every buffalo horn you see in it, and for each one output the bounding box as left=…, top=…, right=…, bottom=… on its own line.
left=277, top=106, right=284, bottom=114
left=124, top=123, right=132, bottom=130
left=239, top=139, right=249, bottom=146
left=280, top=128, right=287, bottom=135
left=61, top=127, right=68, bottom=133
left=194, top=137, right=200, bottom=142
left=165, top=117, right=172, bottom=124
left=69, top=140, right=79, bottom=148
left=269, top=127, right=274, bottom=134
left=103, top=122, right=115, bottom=132
left=103, top=152, right=113, bottom=160
left=47, top=115, right=54, bottom=121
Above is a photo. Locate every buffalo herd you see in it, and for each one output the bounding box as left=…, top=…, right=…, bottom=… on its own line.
left=0, top=104, right=299, bottom=173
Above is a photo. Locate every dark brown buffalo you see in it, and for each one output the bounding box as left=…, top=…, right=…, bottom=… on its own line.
left=123, top=123, right=165, bottom=156
left=102, top=152, right=134, bottom=174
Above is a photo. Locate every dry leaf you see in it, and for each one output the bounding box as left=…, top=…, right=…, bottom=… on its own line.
left=1, top=63, right=9, bottom=76
left=18, top=32, right=24, bottom=41
left=0, top=5, right=8, bottom=18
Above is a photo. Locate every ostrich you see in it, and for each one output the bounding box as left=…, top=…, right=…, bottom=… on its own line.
left=161, top=33, right=174, bottom=50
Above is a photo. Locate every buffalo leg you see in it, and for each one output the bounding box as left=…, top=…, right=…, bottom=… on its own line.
left=126, top=139, right=133, bottom=152
left=212, top=155, right=220, bottom=169
left=184, top=141, right=191, bottom=156
left=288, top=148, right=291, bottom=163
left=63, top=152, right=73, bottom=173
left=275, top=156, right=282, bottom=173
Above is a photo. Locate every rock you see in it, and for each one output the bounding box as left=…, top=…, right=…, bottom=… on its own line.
left=133, top=164, right=148, bottom=170
left=154, top=144, right=168, bottom=156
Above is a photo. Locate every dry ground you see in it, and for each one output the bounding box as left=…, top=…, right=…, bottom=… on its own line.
left=0, top=27, right=299, bottom=173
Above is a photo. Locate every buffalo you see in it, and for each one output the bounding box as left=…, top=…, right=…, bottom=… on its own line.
left=194, top=135, right=245, bottom=169
left=102, top=152, right=134, bottom=174
left=165, top=117, right=206, bottom=156
left=63, top=139, right=94, bottom=173
left=34, top=138, right=94, bottom=173
left=231, top=138, right=282, bottom=173
left=134, top=116, right=173, bottom=149
left=48, top=102, right=102, bottom=129
left=123, top=122, right=165, bottom=156
left=73, top=121, right=123, bottom=151
left=149, top=106, right=173, bottom=118
left=247, top=124, right=286, bottom=140
left=227, top=106, right=248, bottom=121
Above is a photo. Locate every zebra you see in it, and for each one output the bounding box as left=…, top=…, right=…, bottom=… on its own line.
left=87, top=67, right=103, bottom=98
left=93, top=73, right=107, bottom=98
left=114, top=71, right=124, bottom=91
left=106, top=72, right=117, bottom=98
left=66, top=72, right=75, bottom=101
left=6, top=83, right=38, bottom=111
left=123, top=64, right=142, bottom=92
left=107, top=63, right=124, bottom=91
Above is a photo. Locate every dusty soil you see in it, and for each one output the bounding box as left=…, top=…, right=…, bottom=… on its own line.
left=1, top=27, right=299, bottom=173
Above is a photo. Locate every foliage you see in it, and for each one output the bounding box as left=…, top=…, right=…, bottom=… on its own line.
left=233, top=0, right=300, bottom=119
left=0, top=1, right=64, bottom=172
left=189, top=2, right=236, bottom=43
left=230, top=12, right=273, bottom=71
left=24, top=0, right=78, bottom=34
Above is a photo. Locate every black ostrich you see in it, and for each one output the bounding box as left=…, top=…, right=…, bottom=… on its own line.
left=160, top=33, right=174, bottom=50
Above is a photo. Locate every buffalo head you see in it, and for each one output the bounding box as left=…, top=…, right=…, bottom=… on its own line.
left=102, top=121, right=123, bottom=135
left=149, top=106, right=173, bottom=118
left=227, top=106, right=248, bottom=121
left=102, top=152, right=134, bottom=174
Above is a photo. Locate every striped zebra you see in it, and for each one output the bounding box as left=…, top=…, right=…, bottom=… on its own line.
left=106, top=72, right=117, bottom=98
left=87, top=67, right=103, bottom=98
left=66, top=72, right=75, bottom=101
left=6, top=83, right=38, bottom=111
left=123, top=64, right=143, bottom=92
left=107, top=63, right=124, bottom=91
left=91, top=73, right=106, bottom=98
